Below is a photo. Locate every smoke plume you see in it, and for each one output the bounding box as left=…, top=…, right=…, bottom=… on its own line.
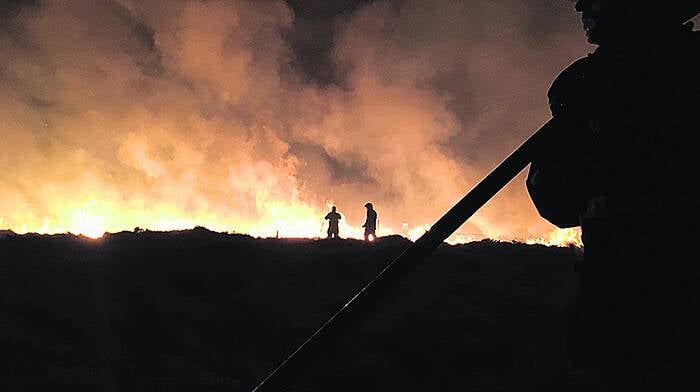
left=0, top=0, right=591, bottom=243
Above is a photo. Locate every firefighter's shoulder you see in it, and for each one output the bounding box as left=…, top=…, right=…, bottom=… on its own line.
left=547, top=56, right=593, bottom=116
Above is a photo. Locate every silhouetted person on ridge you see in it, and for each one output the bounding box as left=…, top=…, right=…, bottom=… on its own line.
left=324, top=206, right=342, bottom=239
left=526, top=0, right=699, bottom=388
left=362, top=202, right=377, bottom=241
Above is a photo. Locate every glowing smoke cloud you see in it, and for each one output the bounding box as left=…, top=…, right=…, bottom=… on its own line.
left=0, top=0, right=589, bottom=244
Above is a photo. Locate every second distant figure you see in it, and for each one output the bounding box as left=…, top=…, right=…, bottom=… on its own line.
left=324, top=206, right=342, bottom=239
left=362, top=202, right=377, bottom=241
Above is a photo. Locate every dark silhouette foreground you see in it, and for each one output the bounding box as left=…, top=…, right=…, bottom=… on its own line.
left=527, top=0, right=700, bottom=388
left=0, top=229, right=580, bottom=391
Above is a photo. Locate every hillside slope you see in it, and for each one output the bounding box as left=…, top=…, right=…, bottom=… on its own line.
left=1, top=228, right=580, bottom=391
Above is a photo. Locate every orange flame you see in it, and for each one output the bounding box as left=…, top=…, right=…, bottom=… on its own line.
left=5, top=195, right=581, bottom=247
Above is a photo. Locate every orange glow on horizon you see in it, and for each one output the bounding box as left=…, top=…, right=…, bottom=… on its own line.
left=4, top=197, right=581, bottom=247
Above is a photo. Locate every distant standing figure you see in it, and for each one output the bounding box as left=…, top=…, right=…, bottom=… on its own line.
left=324, top=206, right=342, bottom=239
left=362, top=202, right=377, bottom=241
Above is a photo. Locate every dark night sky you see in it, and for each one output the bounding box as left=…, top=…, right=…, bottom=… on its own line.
left=284, top=0, right=374, bottom=84
left=0, top=0, right=374, bottom=84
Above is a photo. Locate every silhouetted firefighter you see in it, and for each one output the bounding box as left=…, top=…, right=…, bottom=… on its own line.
left=251, top=3, right=699, bottom=391
left=527, top=0, right=700, bottom=389
left=362, top=202, right=377, bottom=241
left=324, top=206, right=342, bottom=239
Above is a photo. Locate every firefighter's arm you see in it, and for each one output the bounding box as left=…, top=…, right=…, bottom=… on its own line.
left=527, top=157, right=586, bottom=228
left=526, top=57, right=594, bottom=228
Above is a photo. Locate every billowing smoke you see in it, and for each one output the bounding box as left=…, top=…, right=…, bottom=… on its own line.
left=0, top=0, right=591, bottom=243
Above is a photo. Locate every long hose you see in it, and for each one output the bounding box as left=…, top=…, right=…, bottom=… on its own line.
left=251, top=118, right=557, bottom=392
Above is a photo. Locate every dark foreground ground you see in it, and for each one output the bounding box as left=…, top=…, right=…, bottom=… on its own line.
left=1, top=228, right=581, bottom=391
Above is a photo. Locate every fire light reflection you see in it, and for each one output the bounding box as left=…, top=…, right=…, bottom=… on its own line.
left=8, top=199, right=581, bottom=247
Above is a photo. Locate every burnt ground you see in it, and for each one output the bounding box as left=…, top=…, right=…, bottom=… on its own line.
left=0, top=227, right=581, bottom=391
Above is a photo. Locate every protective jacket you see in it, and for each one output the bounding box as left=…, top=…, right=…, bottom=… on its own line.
left=363, top=209, right=377, bottom=231
left=528, top=28, right=699, bottom=227
left=526, top=27, right=700, bottom=373
left=325, top=212, right=341, bottom=232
